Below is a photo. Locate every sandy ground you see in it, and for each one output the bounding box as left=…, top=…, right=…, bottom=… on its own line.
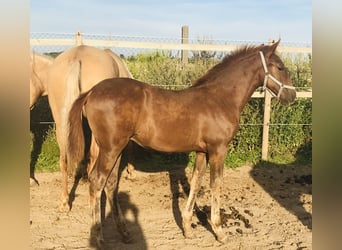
left=30, top=164, right=312, bottom=250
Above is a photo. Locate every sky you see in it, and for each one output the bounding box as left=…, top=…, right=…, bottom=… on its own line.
left=30, top=0, right=312, bottom=43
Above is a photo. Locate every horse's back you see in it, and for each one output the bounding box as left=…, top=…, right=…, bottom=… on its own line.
left=86, top=78, right=146, bottom=105
left=104, top=49, right=133, bottom=78
left=84, top=78, right=146, bottom=145
left=48, top=45, right=118, bottom=92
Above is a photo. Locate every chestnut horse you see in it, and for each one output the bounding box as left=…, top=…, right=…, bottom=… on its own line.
left=67, top=41, right=296, bottom=244
left=46, top=45, right=134, bottom=210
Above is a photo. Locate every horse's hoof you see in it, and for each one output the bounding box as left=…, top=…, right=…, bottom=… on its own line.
left=122, top=233, right=134, bottom=244
left=183, top=228, right=195, bottom=239
left=216, top=234, right=228, bottom=244
left=208, top=219, right=227, bottom=244
left=89, top=235, right=104, bottom=249
left=184, top=232, right=195, bottom=239
left=96, top=237, right=105, bottom=248
left=126, top=171, right=137, bottom=180
left=182, top=219, right=195, bottom=239
left=30, top=178, right=39, bottom=186
left=58, top=202, right=70, bottom=212
left=90, top=226, right=104, bottom=248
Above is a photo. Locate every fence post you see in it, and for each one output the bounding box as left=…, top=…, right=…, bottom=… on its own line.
left=261, top=91, right=271, bottom=160
left=75, top=31, right=83, bottom=46
left=261, top=38, right=275, bottom=161
left=181, top=25, right=189, bottom=63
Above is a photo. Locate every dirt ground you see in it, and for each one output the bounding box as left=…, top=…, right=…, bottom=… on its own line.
left=30, top=163, right=312, bottom=250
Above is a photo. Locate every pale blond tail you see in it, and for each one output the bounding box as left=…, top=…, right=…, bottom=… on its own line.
left=60, top=60, right=81, bottom=168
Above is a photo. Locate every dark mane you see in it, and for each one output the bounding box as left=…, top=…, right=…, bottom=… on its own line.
left=192, top=45, right=263, bottom=87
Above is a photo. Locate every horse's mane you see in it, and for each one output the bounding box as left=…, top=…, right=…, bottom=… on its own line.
left=192, top=44, right=264, bottom=87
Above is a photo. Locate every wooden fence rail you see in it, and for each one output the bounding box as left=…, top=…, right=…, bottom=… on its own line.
left=30, top=32, right=312, bottom=54
left=30, top=30, right=312, bottom=161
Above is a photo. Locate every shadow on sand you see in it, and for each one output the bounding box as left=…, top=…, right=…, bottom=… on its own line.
left=122, top=144, right=217, bottom=240
left=250, top=142, right=312, bottom=230
left=89, top=191, right=147, bottom=250
left=123, top=144, right=191, bottom=235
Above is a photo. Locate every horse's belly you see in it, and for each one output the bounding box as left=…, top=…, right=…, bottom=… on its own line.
left=131, top=130, right=204, bottom=153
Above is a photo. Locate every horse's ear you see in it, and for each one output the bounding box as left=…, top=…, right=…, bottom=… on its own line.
left=271, top=38, right=281, bottom=51
left=262, top=39, right=280, bottom=58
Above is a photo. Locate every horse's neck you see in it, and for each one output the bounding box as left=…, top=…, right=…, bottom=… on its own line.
left=211, top=63, right=262, bottom=112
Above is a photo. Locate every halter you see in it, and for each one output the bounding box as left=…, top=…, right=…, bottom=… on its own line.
left=259, top=51, right=295, bottom=98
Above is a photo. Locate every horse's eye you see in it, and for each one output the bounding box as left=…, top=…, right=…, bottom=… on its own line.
left=270, top=63, right=286, bottom=71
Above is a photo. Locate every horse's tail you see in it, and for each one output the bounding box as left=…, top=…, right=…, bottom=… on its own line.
left=67, top=90, right=91, bottom=173
left=60, top=60, right=82, bottom=170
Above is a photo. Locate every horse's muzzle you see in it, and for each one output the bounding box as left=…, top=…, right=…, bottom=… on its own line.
left=279, top=89, right=296, bottom=105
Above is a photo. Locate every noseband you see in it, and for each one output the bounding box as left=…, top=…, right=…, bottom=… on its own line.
left=259, top=51, right=295, bottom=98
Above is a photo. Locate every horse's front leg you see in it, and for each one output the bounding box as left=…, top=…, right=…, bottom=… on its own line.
left=182, top=152, right=207, bottom=238
left=208, top=147, right=227, bottom=243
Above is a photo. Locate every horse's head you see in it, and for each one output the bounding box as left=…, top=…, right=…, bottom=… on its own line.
left=259, top=40, right=296, bottom=105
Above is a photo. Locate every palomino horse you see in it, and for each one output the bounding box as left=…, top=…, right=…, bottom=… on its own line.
left=67, top=41, right=296, bottom=244
left=46, top=45, right=134, bottom=210
left=30, top=52, right=54, bottom=110
left=30, top=52, right=54, bottom=184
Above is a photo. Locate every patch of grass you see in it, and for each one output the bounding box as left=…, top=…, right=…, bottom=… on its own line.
left=30, top=128, right=59, bottom=172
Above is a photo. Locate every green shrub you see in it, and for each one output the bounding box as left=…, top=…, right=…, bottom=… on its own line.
left=30, top=127, right=59, bottom=172
left=30, top=96, right=59, bottom=172
left=126, top=51, right=218, bottom=88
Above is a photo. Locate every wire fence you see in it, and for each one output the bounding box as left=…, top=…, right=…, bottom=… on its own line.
left=30, top=31, right=312, bottom=58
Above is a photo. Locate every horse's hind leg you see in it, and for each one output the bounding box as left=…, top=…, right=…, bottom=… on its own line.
left=59, top=155, right=69, bottom=211
left=88, top=149, right=121, bottom=246
left=55, top=126, right=69, bottom=211
left=87, top=136, right=99, bottom=175
left=182, top=152, right=207, bottom=238
left=104, top=153, right=132, bottom=243
left=125, top=141, right=136, bottom=179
